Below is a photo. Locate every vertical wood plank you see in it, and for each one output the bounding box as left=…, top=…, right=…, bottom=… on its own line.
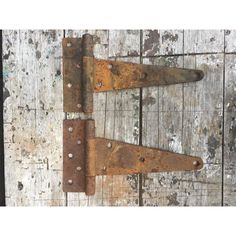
left=223, top=54, right=236, bottom=206
left=3, top=30, right=66, bottom=206
left=141, top=30, right=223, bottom=206
left=225, top=30, right=236, bottom=53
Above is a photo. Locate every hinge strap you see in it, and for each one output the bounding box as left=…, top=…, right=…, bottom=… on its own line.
left=63, top=119, right=203, bottom=195
left=63, top=35, right=204, bottom=113
left=92, top=58, right=204, bottom=92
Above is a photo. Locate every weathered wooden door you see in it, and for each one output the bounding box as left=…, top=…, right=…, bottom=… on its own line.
left=2, top=30, right=235, bottom=206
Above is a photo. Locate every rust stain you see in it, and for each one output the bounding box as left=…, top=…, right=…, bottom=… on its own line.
left=93, top=58, right=204, bottom=92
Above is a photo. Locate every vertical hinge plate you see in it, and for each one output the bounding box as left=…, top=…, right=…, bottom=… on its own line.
left=63, top=119, right=86, bottom=192
left=63, top=38, right=83, bottom=112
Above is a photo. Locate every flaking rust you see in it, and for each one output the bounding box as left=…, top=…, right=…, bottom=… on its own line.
left=63, top=34, right=204, bottom=196
left=63, top=34, right=204, bottom=113
left=63, top=119, right=203, bottom=196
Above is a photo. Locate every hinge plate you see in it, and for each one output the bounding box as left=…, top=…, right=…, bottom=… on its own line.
left=63, top=35, right=204, bottom=113
left=63, top=119, right=86, bottom=192
left=63, top=119, right=203, bottom=195
left=63, top=38, right=83, bottom=113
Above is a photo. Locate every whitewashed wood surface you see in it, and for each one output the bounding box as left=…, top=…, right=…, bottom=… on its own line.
left=2, top=30, right=235, bottom=206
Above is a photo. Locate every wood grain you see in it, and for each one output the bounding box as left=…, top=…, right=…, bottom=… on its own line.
left=223, top=54, right=236, bottom=206
left=141, top=30, right=223, bottom=206
left=3, top=30, right=66, bottom=206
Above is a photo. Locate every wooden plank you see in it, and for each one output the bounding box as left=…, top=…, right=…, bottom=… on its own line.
left=225, top=30, right=236, bottom=53
left=141, top=30, right=223, bottom=206
left=223, top=54, right=236, bottom=206
left=3, top=30, right=66, bottom=206
left=109, top=30, right=140, bottom=57
left=184, top=30, right=224, bottom=54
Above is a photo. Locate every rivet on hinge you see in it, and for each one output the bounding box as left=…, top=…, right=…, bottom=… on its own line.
left=68, top=127, right=73, bottom=132
left=67, top=83, right=72, bottom=88
left=107, top=142, right=112, bottom=148
left=76, top=166, right=82, bottom=171
left=68, top=179, right=73, bottom=184
left=68, top=153, right=73, bottom=159
left=193, top=160, right=200, bottom=167
left=139, top=157, right=145, bottom=163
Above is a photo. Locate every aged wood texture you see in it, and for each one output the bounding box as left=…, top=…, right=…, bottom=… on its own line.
left=3, top=30, right=66, bottom=206
left=2, top=30, right=235, bottom=206
left=141, top=30, right=223, bottom=206
left=223, top=30, right=236, bottom=205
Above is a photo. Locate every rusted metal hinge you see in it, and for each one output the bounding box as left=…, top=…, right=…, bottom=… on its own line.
left=63, top=34, right=204, bottom=195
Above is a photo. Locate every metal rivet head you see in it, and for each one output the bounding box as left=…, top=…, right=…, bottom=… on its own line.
left=97, top=82, right=103, bottom=88
left=108, top=64, right=112, bottom=69
left=77, top=104, right=82, bottom=108
left=67, top=42, right=72, bottom=47
left=67, top=83, right=72, bottom=88
left=76, top=166, right=82, bottom=171
left=68, top=179, right=73, bottom=185
left=103, top=166, right=106, bottom=171
left=77, top=140, right=81, bottom=145
left=107, top=142, right=112, bottom=148
left=140, top=72, right=147, bottom=80
left=193, top=160, right=199, bottom=166
left=68, top=127, right=73, bottom=132
left=68, top=153, right=73, bottom=159
left=139, top=157, right=145, bottom=163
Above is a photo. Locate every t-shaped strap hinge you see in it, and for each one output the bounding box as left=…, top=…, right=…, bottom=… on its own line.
left=63, top=34, right=204, bottom=195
